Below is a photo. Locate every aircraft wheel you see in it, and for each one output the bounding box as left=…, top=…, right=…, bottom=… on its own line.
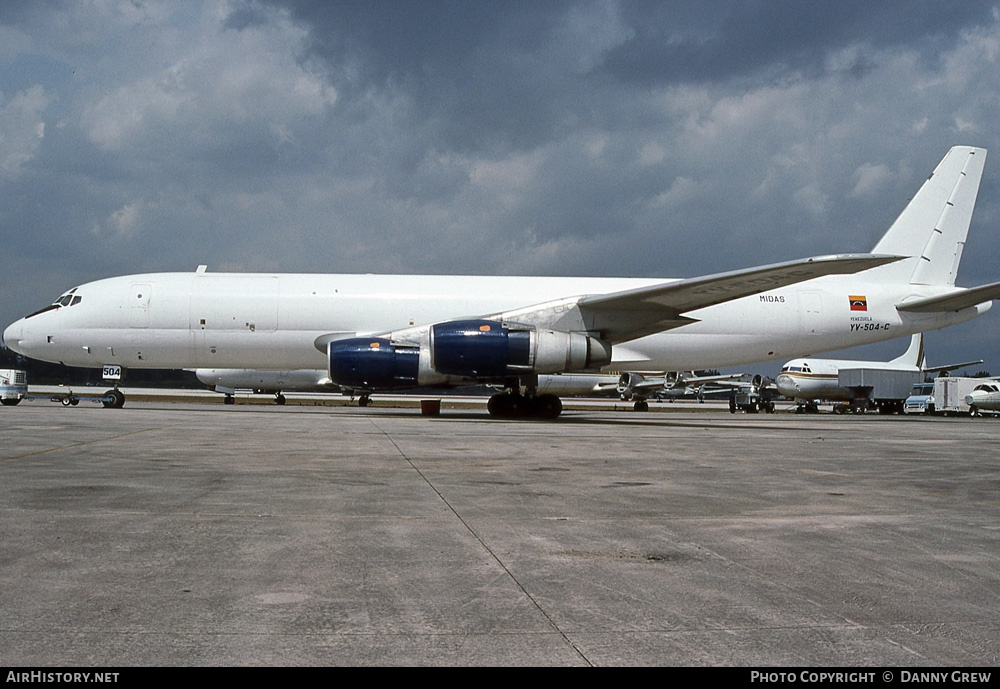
left=275, top=393, right=286, bottom=405
left=507, top=394, right=530, bottom=417
left=1, top=398, right=21, bottom=406
left=535, top=394, right=562, bottom=419
left=634, top=400, right=649, bottom=412
left=224, top=395, right=235, bottom=405
left=358, top=395, right=371, bottom=408
left=103, top=389, right=125, bottom=408
left=487, top=393, right=512, bottom=418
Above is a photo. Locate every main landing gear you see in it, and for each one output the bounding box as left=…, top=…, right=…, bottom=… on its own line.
left=487, top=391, right=563, bottom=419
left=487, top=377, right=563, bottom=419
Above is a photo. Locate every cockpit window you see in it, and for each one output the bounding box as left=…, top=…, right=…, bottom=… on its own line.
left=24, top=288, right=82, bottom=319
left=25, top=304, right=60, bottom=319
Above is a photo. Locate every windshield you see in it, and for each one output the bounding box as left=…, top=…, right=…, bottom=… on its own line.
left=25, top=288, right=83, bottom=319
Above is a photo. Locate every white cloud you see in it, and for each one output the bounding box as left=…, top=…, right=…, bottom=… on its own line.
left=0, top=85, right=50, bottom=180
left=80, top=3, right=336, bottom=156
left=850, top=162, right=890, bottom=198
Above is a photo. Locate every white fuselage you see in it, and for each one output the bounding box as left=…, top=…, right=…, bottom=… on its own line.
left=775, top=357, right=921, bottom=402
left=965, top=384, right=1000, bottom=411
left=3, top=270, right=988, bottom=375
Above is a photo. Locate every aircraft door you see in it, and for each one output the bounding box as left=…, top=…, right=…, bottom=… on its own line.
left=129, top=284, right=151, bottom=328
left=799, top=291, right=823, bottom=338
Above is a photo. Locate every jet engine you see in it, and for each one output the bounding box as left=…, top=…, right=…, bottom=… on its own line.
left=327, top=338, right=419, bottom=390
left=327, top=319, right=611, bottom=391
left=617, top=372, right=644, bottom=399
left=431, top=320, right=610, bottom=377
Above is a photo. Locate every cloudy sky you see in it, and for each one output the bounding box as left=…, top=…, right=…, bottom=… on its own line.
left=2, top=0, right=1000, bottom=373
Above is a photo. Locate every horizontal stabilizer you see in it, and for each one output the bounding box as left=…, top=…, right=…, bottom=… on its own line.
left=896, top=281, right=1000, bottom=313
left=924, top=359, right=983, bottom=374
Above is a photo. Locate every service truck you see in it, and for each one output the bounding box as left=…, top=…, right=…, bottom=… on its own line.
left=836, top=368, right=923, bottom=414
left=1, top=368, right=27, bottom=406
left=934, top=376, right=1000, bottom=416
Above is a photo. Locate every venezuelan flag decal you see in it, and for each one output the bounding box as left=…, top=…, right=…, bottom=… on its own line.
left=849, top=295, right=867, bottom=311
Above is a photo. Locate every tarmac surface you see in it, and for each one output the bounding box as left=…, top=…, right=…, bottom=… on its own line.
left=1, top=396, right=998, bottom=666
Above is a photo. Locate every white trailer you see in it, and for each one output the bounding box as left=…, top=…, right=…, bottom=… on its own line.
left=836, top=368, right=923, bottom=414
left=934, top=376, right=1000, bottom=416
left=1, top=369, right=27, bottom=406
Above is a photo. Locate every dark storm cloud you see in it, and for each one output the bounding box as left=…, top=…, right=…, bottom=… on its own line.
left=603, top=1, right=998, bottom=85
left=269, top=0, right=585, bottom=151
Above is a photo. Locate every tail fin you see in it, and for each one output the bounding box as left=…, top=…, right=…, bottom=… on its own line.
left=888, top=333, right=924, bottom=369
left=871, top=146, right=986, bottom=286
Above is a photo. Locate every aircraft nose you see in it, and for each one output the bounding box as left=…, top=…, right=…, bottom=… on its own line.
left=3, top=319, right=24, bottom=353
left=775, top=374, right=797, bottom=396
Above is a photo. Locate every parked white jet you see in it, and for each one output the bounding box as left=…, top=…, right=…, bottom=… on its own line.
left=196, top=367, right=624, bottom=404
left=776, top=332, right=982, bottom=412
left=5, top=146, right=999, bottom=417
left=965, top=382, right=1000, bottom=414
left=195, top=368, right=335, bottom=404
left=616, top=371, right=749, bottom=411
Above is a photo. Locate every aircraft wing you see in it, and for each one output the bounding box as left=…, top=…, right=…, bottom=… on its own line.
left=679, top=372, right=748, bottom=386
left=700, top=378, right=756, bottom=390
left=896, top=281, right=1000, bottom=313
left=494, top=253, right=901, bottom=344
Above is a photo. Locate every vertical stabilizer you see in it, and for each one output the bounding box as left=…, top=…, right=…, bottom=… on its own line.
left=888, top=333, right=924, bottom=369
left=871, top=146, right=986, bottom=285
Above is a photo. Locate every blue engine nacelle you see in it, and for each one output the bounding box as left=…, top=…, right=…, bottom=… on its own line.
left=432, top=319, right=611, bottom=378
left=328, top=321, right=612, bottom=391
left=328, top=338, right=419, bottom=390
left=431, top=320, right=531, bottom=377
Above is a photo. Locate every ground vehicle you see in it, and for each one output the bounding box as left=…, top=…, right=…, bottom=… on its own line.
left=728, top=376, right=776, bottom=413
left=904, top=381, right=936, bottom=414
left=0, top=369, right=27, bottom=406
left=834, top=368, right=923, bottom=414
left=935, top=376, right=1000, bottom=416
